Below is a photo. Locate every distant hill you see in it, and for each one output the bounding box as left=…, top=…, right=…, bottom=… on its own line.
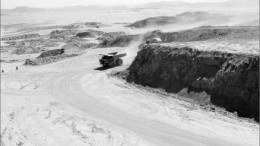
left=126, top=11, right=231, bottom=28
left=10, top=6, right=46, bottom=13
left=3, top=0, right=258, bottom=14
left=141, top=0, right=259, bottom=9
left=3, top=5, right=127, bottom=14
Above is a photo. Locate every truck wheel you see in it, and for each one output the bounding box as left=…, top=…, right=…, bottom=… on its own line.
left=116, top=59, right=123, bottom=66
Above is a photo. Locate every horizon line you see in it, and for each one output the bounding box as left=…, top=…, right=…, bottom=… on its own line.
left=1, top=0, right=230, bottom=10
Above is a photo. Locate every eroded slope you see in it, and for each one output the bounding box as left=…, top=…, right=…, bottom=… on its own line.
left=126, top=26, right=259, bottom=121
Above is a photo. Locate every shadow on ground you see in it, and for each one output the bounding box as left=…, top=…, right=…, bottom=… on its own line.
left=94, top=66, right=116, bottom=71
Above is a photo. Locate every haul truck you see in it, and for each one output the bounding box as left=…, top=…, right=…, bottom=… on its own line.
left=99, top=52, right=126, bottom=67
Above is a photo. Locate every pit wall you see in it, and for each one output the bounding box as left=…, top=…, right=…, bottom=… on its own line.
left=126, top=44, right=259, bottom=122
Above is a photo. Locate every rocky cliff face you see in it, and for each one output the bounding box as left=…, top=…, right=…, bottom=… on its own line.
left=126, top=44, right=259, bottom=122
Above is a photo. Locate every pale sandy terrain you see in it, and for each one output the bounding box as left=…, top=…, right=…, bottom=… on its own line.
left=1, top=45, right=259, bottom=146
left=1, top=5, right=259, bottom=146
left=1, top=53, right=40, bottom=73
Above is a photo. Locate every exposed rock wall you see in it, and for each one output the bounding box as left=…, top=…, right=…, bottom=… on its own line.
left=126, top=44, right=259, bottom=121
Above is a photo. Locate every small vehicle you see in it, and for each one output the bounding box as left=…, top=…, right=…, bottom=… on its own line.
left=99, top=52, right=126, bottom=67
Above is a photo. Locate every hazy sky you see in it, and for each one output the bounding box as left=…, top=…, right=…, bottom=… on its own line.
left=2, top=0, right=229, bottom=9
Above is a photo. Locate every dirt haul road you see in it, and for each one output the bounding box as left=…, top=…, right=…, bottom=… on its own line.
left=1, top=47, right=259, bottom=146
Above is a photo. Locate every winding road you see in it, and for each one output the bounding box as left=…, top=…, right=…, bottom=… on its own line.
left=1, top=47, right=259, bottom=146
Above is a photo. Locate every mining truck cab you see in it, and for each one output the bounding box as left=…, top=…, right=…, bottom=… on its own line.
left=99, top=52, right=126, bottom=68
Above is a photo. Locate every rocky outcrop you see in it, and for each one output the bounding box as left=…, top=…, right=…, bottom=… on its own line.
left=126, top=44, right=259, bottom=122
left=74, top=29, right=104, bottom=39
left=49, top=30, right=75, bottom=40
left=37, top=49, right=65, bottom=58
left=85, top=22, right=104, bottom=28
left=24, top=59, right=37, bottom=65
left=76, top=32, right=94, bottom=38
left=1, top=33, right=40, bottom=41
